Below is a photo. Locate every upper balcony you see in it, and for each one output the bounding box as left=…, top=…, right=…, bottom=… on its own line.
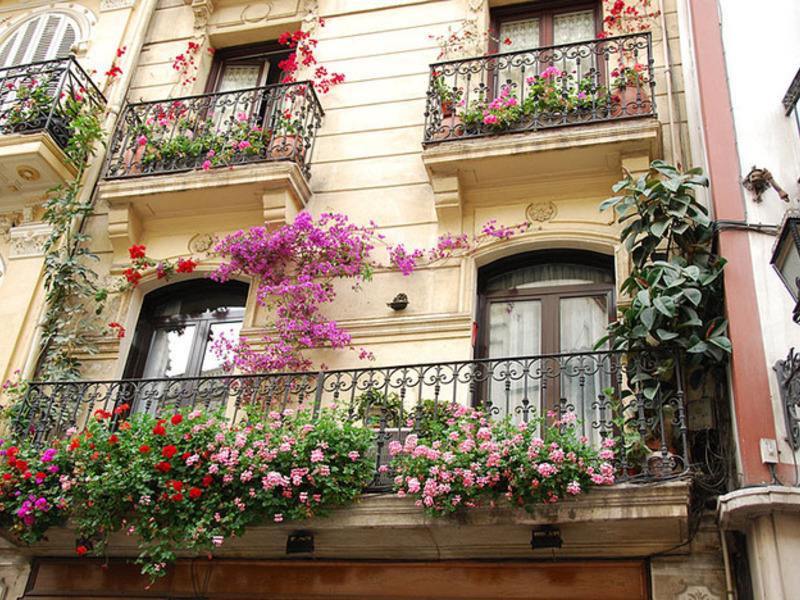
left=424, top=33, right=656, bottom=143
left=0, top=57, right=104, bottom=209
left=98, top=81, right=323, bottom=257
left=421, top=33, right=662, bottom=221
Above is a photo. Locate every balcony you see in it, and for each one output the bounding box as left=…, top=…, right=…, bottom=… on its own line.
left=0, top=57, right=104, bottom=208
left=98, top=81, right=322, bottom=257
left=424, top=33, right=656, bottom=143
left=104, top=81, right=322, bottom=180
left=421, top=34, right=661, bottom=227
left=10, top=349, right=693, bottom=568
left=13, top=349, right=688, bottom=489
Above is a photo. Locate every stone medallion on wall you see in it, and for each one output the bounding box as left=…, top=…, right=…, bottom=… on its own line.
left=526, top=201, right=557, bottom=224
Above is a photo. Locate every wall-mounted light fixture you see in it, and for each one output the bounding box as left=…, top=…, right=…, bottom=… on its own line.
left=743, top=166, right=790, bottom=203
left=387, top=293, right=409, bottom=310
left=286, top=531, right=315, bottom=555
left=530, top=526, right=562, bottom=550
left=771, top=210, right=800, bottom=323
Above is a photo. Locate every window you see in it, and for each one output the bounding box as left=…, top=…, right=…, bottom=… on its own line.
left=204, top=42, right=291, bottom=137
left=491, top=1, right=600, bottom=52
left=206, top=43, right=289, bottom=93
left=477, top=252, right=614, bottom=421
left=0, top=12, right=79, bottom=67
left=124, top=280, right=248, bottom=413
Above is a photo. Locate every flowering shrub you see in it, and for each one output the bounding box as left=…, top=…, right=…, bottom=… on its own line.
left=598, top=0, right=659, bottom=38
left=277, top=20, right=344, bottom=94
left=611, top=63, right=648, bottom=88
left=0, top=440, right=73, bottom=543
left=0, top=406, right=373, bottom=580
left=130, top=110, right=271, bottom=172
left=119, top=243, right=197, bottom=290
left=430, top=21, right=512, bottom=60
left=390, top=405, right=615, bottom=516
left=211, top=212, right=529, bottom=372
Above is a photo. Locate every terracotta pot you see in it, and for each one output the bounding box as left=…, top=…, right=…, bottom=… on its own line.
left=610, top=84, right=651, bottom=117
left=268, top=135, right=306, bottom=163
left=121, top=144, right=147, bottom=175
left=432, top=113, right=464, bottom=141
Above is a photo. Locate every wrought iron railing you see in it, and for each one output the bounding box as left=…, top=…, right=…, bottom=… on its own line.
left=104, top=81, right=323, bottom=179
left=424, top=33, right=656, bottom=143
left=11, top=349, right=687, bottom=489
left=775, top=348, right=800, bottom=450
left=0, top=57, right=105, bottom=150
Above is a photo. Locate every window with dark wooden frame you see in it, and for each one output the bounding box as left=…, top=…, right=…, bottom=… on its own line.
left=124, top=280, right=249, bottom=394
left=490, top=1, right=601, bottom=53
left=205, top=42, right=290, bottom=94
left=477, top=251, right=615, bottom=421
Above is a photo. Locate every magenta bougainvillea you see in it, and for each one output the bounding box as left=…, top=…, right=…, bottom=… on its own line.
left=209, top=211, right=528, bottom=373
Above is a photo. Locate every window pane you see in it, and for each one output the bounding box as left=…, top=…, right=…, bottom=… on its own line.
left=488, top=300, right=542, bottom=421
left=560, top=295, right=610, bottom=440
left=553, top=10, right=595, bottom=45
left=143, top=325, right=197, bottom=379
left=485, top=262, right=612, bottom=292
left=217, top=65, right=263, bottom=93
left=500, top=18, right=540, bottom=53
left=200, top=321, right=243, bottom=377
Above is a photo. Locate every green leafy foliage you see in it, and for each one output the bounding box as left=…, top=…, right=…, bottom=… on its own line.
left=597, top=160, right=730, bottom=392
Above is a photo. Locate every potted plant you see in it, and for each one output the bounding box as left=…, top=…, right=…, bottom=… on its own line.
left=268, top=110, right=306, bottom=162
left=461, top=85, right=522, bottom=133
left=609, top=63, right=651, bottom=117
left=523, top=68, right=608, bottom=122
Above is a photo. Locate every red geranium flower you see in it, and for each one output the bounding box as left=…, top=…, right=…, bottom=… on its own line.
left=140, top=445, right=151, bottom=454
left=171, top=414, right=183, bottom=425
left=190, top=487, right=202, bottom=498
left=171, top=493, right=183, bottom=502
left=171, top=480, right=184, bottom=491
left=76, top=546, right=88, bottom=556
left=128, top=245, right=147, bottom=260
left=202, top=476, right=213, bottom=487
left=162, top=445, right=178, bottom=459
left=152, top=424, right=166, bottom=436
left=155, top=461, right=171, bottom=473
left=109, top=435, right=118, bottom=444
left=176, top=258, right=197, bottom=274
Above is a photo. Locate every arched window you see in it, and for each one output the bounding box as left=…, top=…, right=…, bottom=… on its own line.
left=125, top=280, right=249, bottom=382
left=0, top=12, right=80, bottom=67
left=478, top=251, right=615, bottom=421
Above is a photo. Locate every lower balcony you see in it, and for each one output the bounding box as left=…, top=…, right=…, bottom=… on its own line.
left=5, top=350, right=695, bottom=598
left=14, top=349, right=689, bottom=488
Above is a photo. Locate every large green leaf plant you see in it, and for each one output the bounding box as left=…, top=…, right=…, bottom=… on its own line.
left=598, top=160, right=731, bottom=397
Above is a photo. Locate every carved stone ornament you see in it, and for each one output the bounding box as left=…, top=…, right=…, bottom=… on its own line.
left=526, top=201, right=557, bottom=223
left=9, top=222, right=53, bottom=259
left=0, top=215, right=15, bottom=242
left=189, top=232, right=215, bottom=253
left=191, top=0, right=216, bottom=30
left=241, top=3, right=273, bottom=24
left=676, top=585, right=721, bottom=600
left=101, top=0, right=136, bottom=11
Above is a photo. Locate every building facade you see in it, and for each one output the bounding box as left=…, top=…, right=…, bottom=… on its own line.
left=0, top=0, right=791, bottom=598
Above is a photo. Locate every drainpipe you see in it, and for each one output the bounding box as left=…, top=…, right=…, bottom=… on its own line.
left=21, top=0, right=159, bottom=381
left=657, top=0, right=682, bottom=167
